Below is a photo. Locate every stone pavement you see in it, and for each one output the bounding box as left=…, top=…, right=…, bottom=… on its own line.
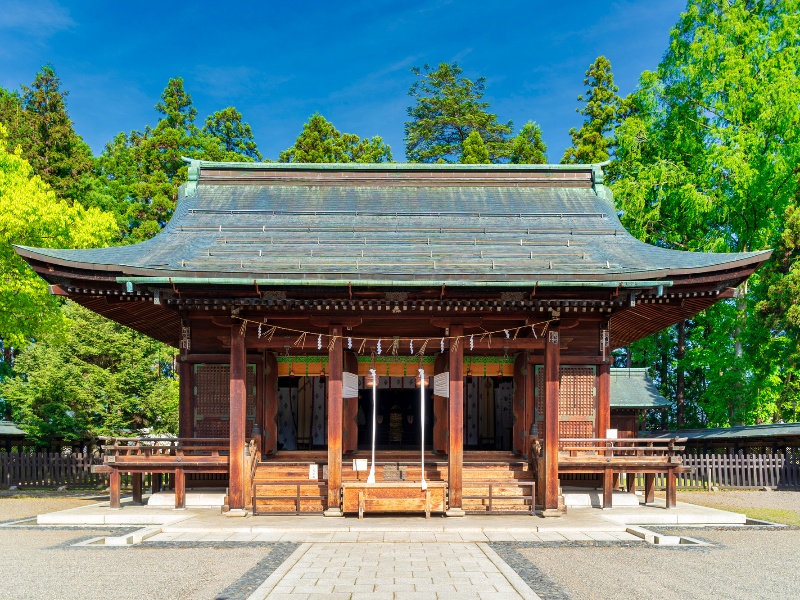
left=246, top=542, right=539, bottom=600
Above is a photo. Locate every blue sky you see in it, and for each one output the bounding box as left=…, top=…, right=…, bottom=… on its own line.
left=0, top=0, right=685, bottom=161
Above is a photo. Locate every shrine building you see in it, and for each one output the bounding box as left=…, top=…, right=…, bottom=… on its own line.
left=15, top=160, right=770, bottom=516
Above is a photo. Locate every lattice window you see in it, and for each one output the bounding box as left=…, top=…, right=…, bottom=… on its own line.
left=193, top=364, right=257, bottom=438
left=559, top=366, right=595, bottom=417
left=535, top=365, right=596, bottom=440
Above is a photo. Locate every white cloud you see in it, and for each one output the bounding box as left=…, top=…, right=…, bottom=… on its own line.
left=0, top=1, right=74, bottom=37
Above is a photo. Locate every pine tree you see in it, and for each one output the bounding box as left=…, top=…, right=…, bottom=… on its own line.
left=509, top=121, right=547, bottom=164
left=203, top=106, right=262, bottom=161
left=405, top=63, right=511, bottom=163
left=1, top=66, right=95, bottom=203
left=460, top=131, right=490, bottom=164
left=562, top=56, right=621, bottom=164
left=280, top=114, right=391, bottom=163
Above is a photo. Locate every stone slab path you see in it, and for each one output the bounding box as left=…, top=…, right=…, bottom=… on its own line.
left=245, top=541, right=539, bottom=600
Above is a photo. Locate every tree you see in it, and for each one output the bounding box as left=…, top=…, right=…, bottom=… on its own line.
left=610, top=0, right=800, bottom=426
left=280, top=114, right=392, bottom=163
left=203, top=106, right=263, bottom=161
left=97, top=78, right=263, bottom=241
left=509, top=121, right=547, bottom=164
left=460, top=130, right=490, bottom=164
left=0, top=123, right=117, bottom=347
left=562, top=56, right=621, bottom=164
left=0, top=65, right=94, bottom=204
left=405, top=63, right=512, bottom=163
left=1, top=302, right=179, bottom=446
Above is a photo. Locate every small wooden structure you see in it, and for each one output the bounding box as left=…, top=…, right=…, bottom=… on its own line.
left=15, top=161, right=770, bottom=515
left=342, top=481, right=447, bottom=519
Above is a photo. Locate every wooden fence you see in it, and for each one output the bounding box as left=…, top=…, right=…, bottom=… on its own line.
left=1, top=452, right=105, bottom=488
left=625, top=453, right=800, bottom=490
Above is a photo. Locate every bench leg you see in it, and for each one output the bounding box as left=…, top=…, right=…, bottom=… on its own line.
left=602, top=468, right=613, bottom=509
left=425, top=490, right=430, bottom=520
left=358, top=491, right=364, bottom=520
left=666, top=469, right=677, bottom=509
left=174, top=468, right=185, bottom=509
left=152, top=473, right=161, bottom=494
left=109, top=469, right=121, bottom=510
left=132, top=473, right=143, bottom=505
left=612, top=472, right=620, bottom=490
left=644, top=473, right=655, bottom=504
left=626, top=472, right=636, bottom=494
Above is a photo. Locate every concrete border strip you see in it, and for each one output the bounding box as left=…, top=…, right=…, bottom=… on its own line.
left=478, top=542, right=541, bottom=600
left=245, top=542, right=311, bottom=600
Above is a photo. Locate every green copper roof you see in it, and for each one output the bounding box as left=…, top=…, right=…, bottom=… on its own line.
left=0, top=420, right=27, bottom=437
left=644, top=422, right=800, bottom=441
left=15, top=161, right=770, bottom=286
left=610, top=368, right=671, bottom=409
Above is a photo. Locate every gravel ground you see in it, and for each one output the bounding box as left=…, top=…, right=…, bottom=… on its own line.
left=0, top=493, right=103, bottom=522
left=0, top=527, right=276, bottom=600
left=514, top=528, right=800, bottom=600
left=676, top=489, right=800, bottom=513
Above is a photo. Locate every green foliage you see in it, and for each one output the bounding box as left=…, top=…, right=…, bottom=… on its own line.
left=1, top=302, right=179, bottom=446
left=405, top=63, right=512, bottom=163
left=460, top=131, right=490, bottom=164
left=509, top=121, right=548, bottom=164
left=203, top=106, right=263, bottom=161
left=97, top=78, right=262, bottom=241
left=0, top=124, right=118, bottom=347
left=0, top=65, right=95, bottom=205
left=611, top=0, right=800, bottom=426
left=279, top=114, right=392, bottom=163
left=562, top=56, right=621, bottom=164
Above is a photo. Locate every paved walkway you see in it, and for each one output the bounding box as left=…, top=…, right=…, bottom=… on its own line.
left=246, top=542, right=539, bottom=600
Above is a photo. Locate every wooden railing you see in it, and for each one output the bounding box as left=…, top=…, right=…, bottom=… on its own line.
left=98, top=436, right=229, bottom=458
left=558, top=437, right=685, bottom=459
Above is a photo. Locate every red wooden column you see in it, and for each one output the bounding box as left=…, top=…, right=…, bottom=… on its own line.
left=228, top=323, right=247, bottom=512
left=597, top=362, right=611, bottom=438
left=543, top=327, right=561, bottom=513
left=263, top=352, right=279, bottom=455
left=178, top=360, right=193, bottom=438
left=447, top=324, right=465, bottom=516
left=432, top=353, right=449, bottom=454
left=325, top=324, right=344, bottom=516
left=343, top=351, right=359, bottom=454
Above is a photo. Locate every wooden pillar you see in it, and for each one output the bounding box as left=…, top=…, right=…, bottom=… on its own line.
left=597, top=362, right=610, bottom=438
left=602, top=467, right=613, bottom=509
left=513, top=353, right=526, bottom=455
left=343, top=351, right=359, bottom=454
left=432, top=353, right=449, bottom=454
left=263, top=352, right=279, bottom=455
left=178, top=361, right=193, bottom=438
left=325, top=324, right=344, bottom=516
left=109, top=469, right=121, bottom=509
left=543, top=327, right=560, bottom=512
left=644, top=473, right=655, bottom=504
left=131, top=473, right=143, bottom=505
left=447, top=324, right=464, bottom=516
left=228, top=323, right=246, bottom=511
left=174, top=467, right=185, bottom=509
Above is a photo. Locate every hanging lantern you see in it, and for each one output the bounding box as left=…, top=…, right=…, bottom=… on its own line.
left=496, top=363, right=503, bottom=380
left=466, top=357, right=473, bottom=382
left=318, top=366, right=326, bottom=381
left=289, top=361, right=295, bottom=379
left=366, top=369, right=376, bottom=388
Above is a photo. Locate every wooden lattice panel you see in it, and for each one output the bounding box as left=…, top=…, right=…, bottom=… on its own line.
left=535, top=365, right=596, bottom=439
left=194, top=364, right=257, bottom=438
left=559, top=366, right=595, bottom=417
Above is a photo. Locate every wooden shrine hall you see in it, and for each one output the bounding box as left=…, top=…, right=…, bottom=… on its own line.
left=16, top=160, right=770, bottom=516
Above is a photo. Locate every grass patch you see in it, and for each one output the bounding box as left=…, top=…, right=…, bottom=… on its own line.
left=738, top=508, right=800, bottom=526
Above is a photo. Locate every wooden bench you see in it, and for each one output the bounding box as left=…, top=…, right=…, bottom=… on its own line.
left=95, top=437, right=229, bottom=509
left=341, top=482, right=447, bottom=519
left=554, top=437, right=690, bottom=509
